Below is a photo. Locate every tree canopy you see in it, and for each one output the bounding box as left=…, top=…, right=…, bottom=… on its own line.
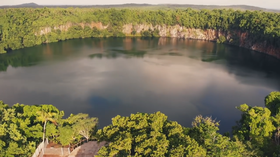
left=0, top=102, right=98, bottom=156
left=2, top=92, right=280, bottom=156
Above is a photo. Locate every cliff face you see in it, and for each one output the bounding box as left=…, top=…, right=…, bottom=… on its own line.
left=123, top=24, right=280, bottom=58
left=37, top=23, right=280, bottom=58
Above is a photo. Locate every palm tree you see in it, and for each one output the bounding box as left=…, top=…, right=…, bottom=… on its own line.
left=37, top=109, right=58, bottom=153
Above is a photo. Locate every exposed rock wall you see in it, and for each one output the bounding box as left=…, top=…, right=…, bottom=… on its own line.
left=37, top=23, right=280, bottom=58
left=123, top=23, right=280, bottom=58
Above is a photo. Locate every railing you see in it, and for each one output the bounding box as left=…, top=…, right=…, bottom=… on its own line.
left=32, top=138, right=49, bottom=157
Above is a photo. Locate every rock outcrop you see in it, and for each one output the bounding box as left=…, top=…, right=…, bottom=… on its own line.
left=122, top=23, right=280, bottom=58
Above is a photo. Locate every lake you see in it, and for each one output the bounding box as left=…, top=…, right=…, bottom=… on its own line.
left=1, top=37, right=280, bottom=133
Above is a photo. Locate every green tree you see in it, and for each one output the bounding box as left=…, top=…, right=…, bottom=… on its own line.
left=265, top=91, right=280, bottom=116
left=58, top=125, right=75, bottom=147
left=66, top=113, right=98, bottom=142
left=234, top=104, right=276, bottom=156
left=188, top=115, right=252, bottom=156
left=36, top=105, right=63, bottom=152
left=96, top=112, right=205, bottom=157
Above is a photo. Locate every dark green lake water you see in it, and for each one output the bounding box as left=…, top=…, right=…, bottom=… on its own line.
left=1, top=37, right=280, bottom=133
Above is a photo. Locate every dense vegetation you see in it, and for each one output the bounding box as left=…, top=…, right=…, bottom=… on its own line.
left=0, top=8, right=280, bottom=53
left=0, top=102, right=98, bottom=156
left=1, top=91, right=280, bottom=156
left=96, top=91, right=280, bottom=157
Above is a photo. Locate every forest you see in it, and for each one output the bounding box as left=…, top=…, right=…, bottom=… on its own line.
left=0, top=91, right=280, bottom=156
left=0, top=7, right=280, bottom=53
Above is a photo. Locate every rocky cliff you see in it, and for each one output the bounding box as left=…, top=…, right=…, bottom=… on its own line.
left=123, top=23, right=280, bottom=59
left=37, top=23, right=280, bottom=59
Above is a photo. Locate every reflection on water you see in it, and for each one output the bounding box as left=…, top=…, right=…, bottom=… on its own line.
left=0, top=37, right=280, bottom=133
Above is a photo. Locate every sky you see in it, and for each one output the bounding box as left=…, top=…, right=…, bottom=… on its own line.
left=0, top=0, right=280, bottom=9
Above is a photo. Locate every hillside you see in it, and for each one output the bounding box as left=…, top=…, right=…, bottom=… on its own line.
left=0, top=7, right=279, bottom=58
left=0, top=3, right=280, bottom=12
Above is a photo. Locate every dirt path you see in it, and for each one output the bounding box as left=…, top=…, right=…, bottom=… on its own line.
left=67, top=141, right=106, bottom=157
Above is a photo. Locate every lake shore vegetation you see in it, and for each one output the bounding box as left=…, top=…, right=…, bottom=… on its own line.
left=0, top=8, right=279, bottom=54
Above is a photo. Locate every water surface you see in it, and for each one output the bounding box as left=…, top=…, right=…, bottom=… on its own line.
left=1, top=37, right=280, bottom=133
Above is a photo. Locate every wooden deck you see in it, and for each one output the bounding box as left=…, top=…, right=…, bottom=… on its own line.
left=42, top=141, right=106, bottom=157
left=43, top=142, right=69, bottom=157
